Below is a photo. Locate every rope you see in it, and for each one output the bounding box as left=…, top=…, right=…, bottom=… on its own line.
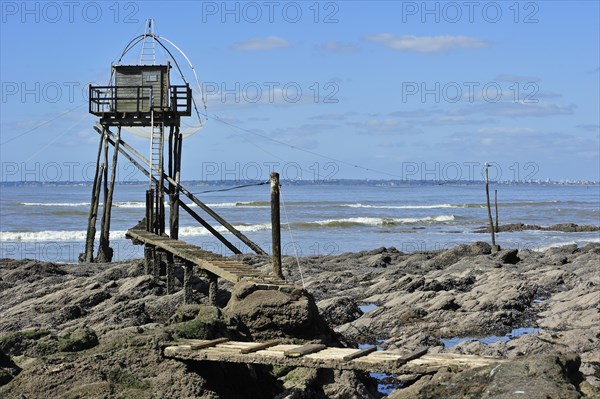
left=191, top=180, right=269, bottom=194
left=280, top=186, right=306, bottom=289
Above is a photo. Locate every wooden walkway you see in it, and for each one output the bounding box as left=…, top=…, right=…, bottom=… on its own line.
left=164, top=339, right=504, bottom=374
left=126, top=228, right=284, bottom=285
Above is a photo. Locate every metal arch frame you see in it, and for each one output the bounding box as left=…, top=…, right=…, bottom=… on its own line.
left=110, top=32, right=207, bottom=128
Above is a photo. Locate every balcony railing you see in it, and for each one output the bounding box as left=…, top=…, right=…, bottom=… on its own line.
left=89, top=84, right=192, bottom=117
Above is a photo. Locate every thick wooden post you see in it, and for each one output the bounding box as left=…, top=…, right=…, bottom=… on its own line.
left=270, top=172, right=283, bottom=280
left=97, top=127, right=120, bottom=262
left=169, top=129, right=180, bottom=240
left=166, top=253, right=175, bottom=294
left=485, top=163, right=498, bottom=251
left=153, top=250, right=162, bottom=281
left=208, top=272, right=218, bottom=306
left=82, top=163, right=105, bottom=262
left=144, top=246, right=154, bottom=275
left=184, top=262, right=194, bottom=304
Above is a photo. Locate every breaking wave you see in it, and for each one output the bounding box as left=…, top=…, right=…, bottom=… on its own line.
left=294, top=215, right=456, bottom=228
left=342, top=203, right=458, bottom=209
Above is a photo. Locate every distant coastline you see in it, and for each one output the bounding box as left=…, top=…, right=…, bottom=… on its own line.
left=1, top=179, right=599, bottom=187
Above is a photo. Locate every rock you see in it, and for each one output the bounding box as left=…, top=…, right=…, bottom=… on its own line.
left=58, top=327, right=98, bottom=352
left=317, top=296, right=363, bottom=326
left=390, top=353, right=582, bottom=399
left=496, top=249, right=520, bottom=264
left=366, top=253, right=392, bottom=268
left=426, top=242, right=491, bottom=268
left=225, top=282, right=329, bottom=341
left=0, top=349, right=21, bottom=386
left=169, top=305, right=226, bottom=340
left=547, top=223, right=599, bottom=232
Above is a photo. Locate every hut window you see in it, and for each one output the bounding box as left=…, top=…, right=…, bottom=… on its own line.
left=146, top=75, right=158, bottom=82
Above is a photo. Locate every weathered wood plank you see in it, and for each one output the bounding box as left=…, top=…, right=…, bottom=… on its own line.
left=284, top=344, right=326, bottom=358
left=240, top=340, right=282, bottom=354
left=394, top=347, right=429, bottom=367
left=164, top=341, right=505, bottom=374
left=190, top=338, right=229, bottom=350
left=342, top=346, right=377, bottom=361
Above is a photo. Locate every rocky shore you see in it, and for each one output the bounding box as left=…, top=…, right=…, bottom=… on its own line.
left=1, top=241, right=599, bottom=398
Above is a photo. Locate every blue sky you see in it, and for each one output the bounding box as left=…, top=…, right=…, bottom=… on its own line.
left=1, top=0, right=599, bottom=182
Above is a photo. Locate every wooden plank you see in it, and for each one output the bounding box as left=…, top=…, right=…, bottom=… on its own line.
left=240, top=340, right=281, bottom=354
left=342, top=346, right=377, bottom=361
left=164, top=342, right=504, bottom=374
left=394, top=347, right=429, bottom=367
left=284, top=344, right=326, bottom=358
left=190, top=338, right=229, bottom=350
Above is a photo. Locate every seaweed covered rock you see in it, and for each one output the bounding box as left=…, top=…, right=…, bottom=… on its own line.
left=224, top=282, right=335, bottom=342
left=58, top=327, right=98, bottom=352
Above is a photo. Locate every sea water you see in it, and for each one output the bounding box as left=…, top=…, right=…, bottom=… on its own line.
left=1, top=182, right=598, bottom=263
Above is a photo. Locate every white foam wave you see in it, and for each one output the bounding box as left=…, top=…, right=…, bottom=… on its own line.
left=343, top=203, right=458, bottom=209
left=113, top=202, right=145, bottom=208
left=312, top=215, right=456, bottom=226
left=21, top=202, right=90, bottom=207
left=0, top=222, right=271, bottom=242
left=177, top=223, right=271, bottom=237
left=0, top=230, right=128, bottom=242
left=534, top=238, right=600, bottom=253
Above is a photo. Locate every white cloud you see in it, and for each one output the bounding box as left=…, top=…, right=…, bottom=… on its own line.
left=232, top=36, right=290, bottom=51
left=364, top=34, right=489, bottom=53
left=318, top=41, right=360, bottom=54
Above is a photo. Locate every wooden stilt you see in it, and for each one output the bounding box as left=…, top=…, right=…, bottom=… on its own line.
left=166, top=253, right=175, bottom=294
left=494, top=189, right=499, bottom=233
left=270, top=172, right=283, bottom=280
left=97, top=126, right=121, bottom=262
left=184, top=262, right=194, bottom=304
left=83, top=163, right=105, bottom=262
left=485, top=163, right=498, bottom=252
left=169, top=129, right=181, bottom=240
left=153, top=250, right=162, bottom=280
left=81, top=133, right=105, bottom=263
left=144, top=245, right=154, bottom=275
left=208, top=272, right=218, bottom=305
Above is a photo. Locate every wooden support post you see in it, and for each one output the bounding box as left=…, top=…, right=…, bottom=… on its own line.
left=97, top=127, right=120, bottom=262
left=494, top=189, right=499, bottom=233
left=208, top=272, right=218, bottom=306
left=169, top=127, right=180, bottom=240
left=166, top=253, right=175, bottom=294
left=153, top=250, right=162, bottom=280
left=270, top=172, right=283, bottom=280
left=485, top=163, right=498, bottom=252
left=184, top=262, right=194, bottom=304
left=144, top=245, right=154, bottom=275
left=146, top=189, right=154, bottom=232
left=81, top=134, right=105, bottom=263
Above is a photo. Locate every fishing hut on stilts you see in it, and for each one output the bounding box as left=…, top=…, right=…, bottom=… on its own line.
left=81, top=20, right=285, bottom=304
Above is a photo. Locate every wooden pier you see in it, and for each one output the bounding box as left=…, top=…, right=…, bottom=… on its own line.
left=126, top=228, right=283, bottom=285
left=163, top=339, right=505, bottom=374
